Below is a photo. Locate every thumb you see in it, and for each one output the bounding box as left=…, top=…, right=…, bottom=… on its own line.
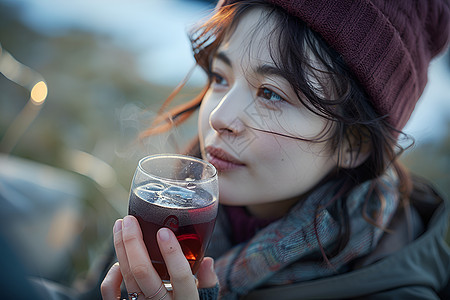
left=196, top=257, right=218, bottom=289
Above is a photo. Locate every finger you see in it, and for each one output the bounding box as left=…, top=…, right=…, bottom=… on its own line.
left=157, top=228, right=198, bottom=299
left=196, top=257, right=218, bottom=289
left=101, top=262, right=122, bottom=300
left=113, top=219, right=141, bottom=295
left=122, top=215, right=168, bottom=298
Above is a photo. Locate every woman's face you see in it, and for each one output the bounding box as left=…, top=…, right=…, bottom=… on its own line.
left=198, top=8, right=339, bottom=217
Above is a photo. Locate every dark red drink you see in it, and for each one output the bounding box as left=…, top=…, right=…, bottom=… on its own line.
left=128, top=181, right=218, bottom=281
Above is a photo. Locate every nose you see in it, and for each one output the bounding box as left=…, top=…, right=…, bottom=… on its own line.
left=209, top=85, right=248, bottom=134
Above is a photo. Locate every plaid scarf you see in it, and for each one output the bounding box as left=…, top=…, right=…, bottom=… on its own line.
left=211, top=171, right=399, bottom=299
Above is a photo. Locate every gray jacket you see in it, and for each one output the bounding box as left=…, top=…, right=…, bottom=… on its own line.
left=241, top=176, right=450, bottom=299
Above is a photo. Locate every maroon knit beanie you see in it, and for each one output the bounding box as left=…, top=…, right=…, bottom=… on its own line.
left=217, top=0, right=450, bottom=131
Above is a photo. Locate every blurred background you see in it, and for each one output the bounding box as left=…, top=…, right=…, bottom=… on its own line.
left=0, top=0, right=449, bottom=298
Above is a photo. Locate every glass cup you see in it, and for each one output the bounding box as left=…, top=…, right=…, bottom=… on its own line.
left=128, top=154, right=218, bottom=288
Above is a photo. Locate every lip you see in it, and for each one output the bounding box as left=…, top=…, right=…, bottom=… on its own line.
left=205, top=146, right=245, bottom=172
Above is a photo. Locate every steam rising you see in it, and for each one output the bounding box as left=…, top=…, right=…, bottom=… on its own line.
left=115, top=103, right=191, bottom=159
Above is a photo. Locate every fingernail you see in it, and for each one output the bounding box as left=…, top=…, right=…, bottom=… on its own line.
left=210, top=259, right=215, bottom=272
left=158, top=227, right=171, bottom=242
left=113, top=219, right=122, bottom=233
left=123, top=215, right=133, bottom=228
left=203, top=258, right=214, bottom=272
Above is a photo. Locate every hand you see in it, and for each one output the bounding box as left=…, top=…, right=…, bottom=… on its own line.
left=101, top=215, right=218, bottom=300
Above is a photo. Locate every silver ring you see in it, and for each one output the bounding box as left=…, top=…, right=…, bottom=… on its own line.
left=128, top=291, right=143, bottom=300
left=145, top=283, right=166, bottom=299
left=157, top=290, right=169, bottom=300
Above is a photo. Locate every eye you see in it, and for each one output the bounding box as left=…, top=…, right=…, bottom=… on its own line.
left=257, top=87, right=284, bottom=102
left=210, top=72, right=228, bottom=87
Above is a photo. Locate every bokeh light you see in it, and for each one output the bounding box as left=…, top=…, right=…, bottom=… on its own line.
left=30, top=81, right=48, bottom=105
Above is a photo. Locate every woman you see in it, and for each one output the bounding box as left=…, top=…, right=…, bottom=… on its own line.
left=102, top=0, right=450, bottom=299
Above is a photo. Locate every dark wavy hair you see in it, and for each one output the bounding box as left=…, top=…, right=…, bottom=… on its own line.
left=142, top=0, right=413, bottom=265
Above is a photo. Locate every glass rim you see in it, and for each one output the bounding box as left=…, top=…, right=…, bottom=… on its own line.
left=137, top=153, right=217, bottom=184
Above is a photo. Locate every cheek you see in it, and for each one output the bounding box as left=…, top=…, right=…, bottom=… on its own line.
left=248, top=103, right=330, bottom=140
left=251, top=135, right=337, bottom=181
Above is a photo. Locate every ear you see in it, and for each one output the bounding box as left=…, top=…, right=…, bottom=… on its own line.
left=337, top=126, right=372, bottom=169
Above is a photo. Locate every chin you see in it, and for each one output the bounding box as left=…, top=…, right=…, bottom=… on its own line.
left=217, top=194, right=245, bottom=206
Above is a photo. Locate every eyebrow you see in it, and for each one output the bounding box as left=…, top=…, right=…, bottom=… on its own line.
left=256, top=64, right=285, bottom=78
left=214, top=52, right=285, bottom=78
left=214, top=51, right=232, bottom=67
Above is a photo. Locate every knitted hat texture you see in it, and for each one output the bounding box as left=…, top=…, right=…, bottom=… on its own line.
left=218, top=0, right=450, bottom=131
